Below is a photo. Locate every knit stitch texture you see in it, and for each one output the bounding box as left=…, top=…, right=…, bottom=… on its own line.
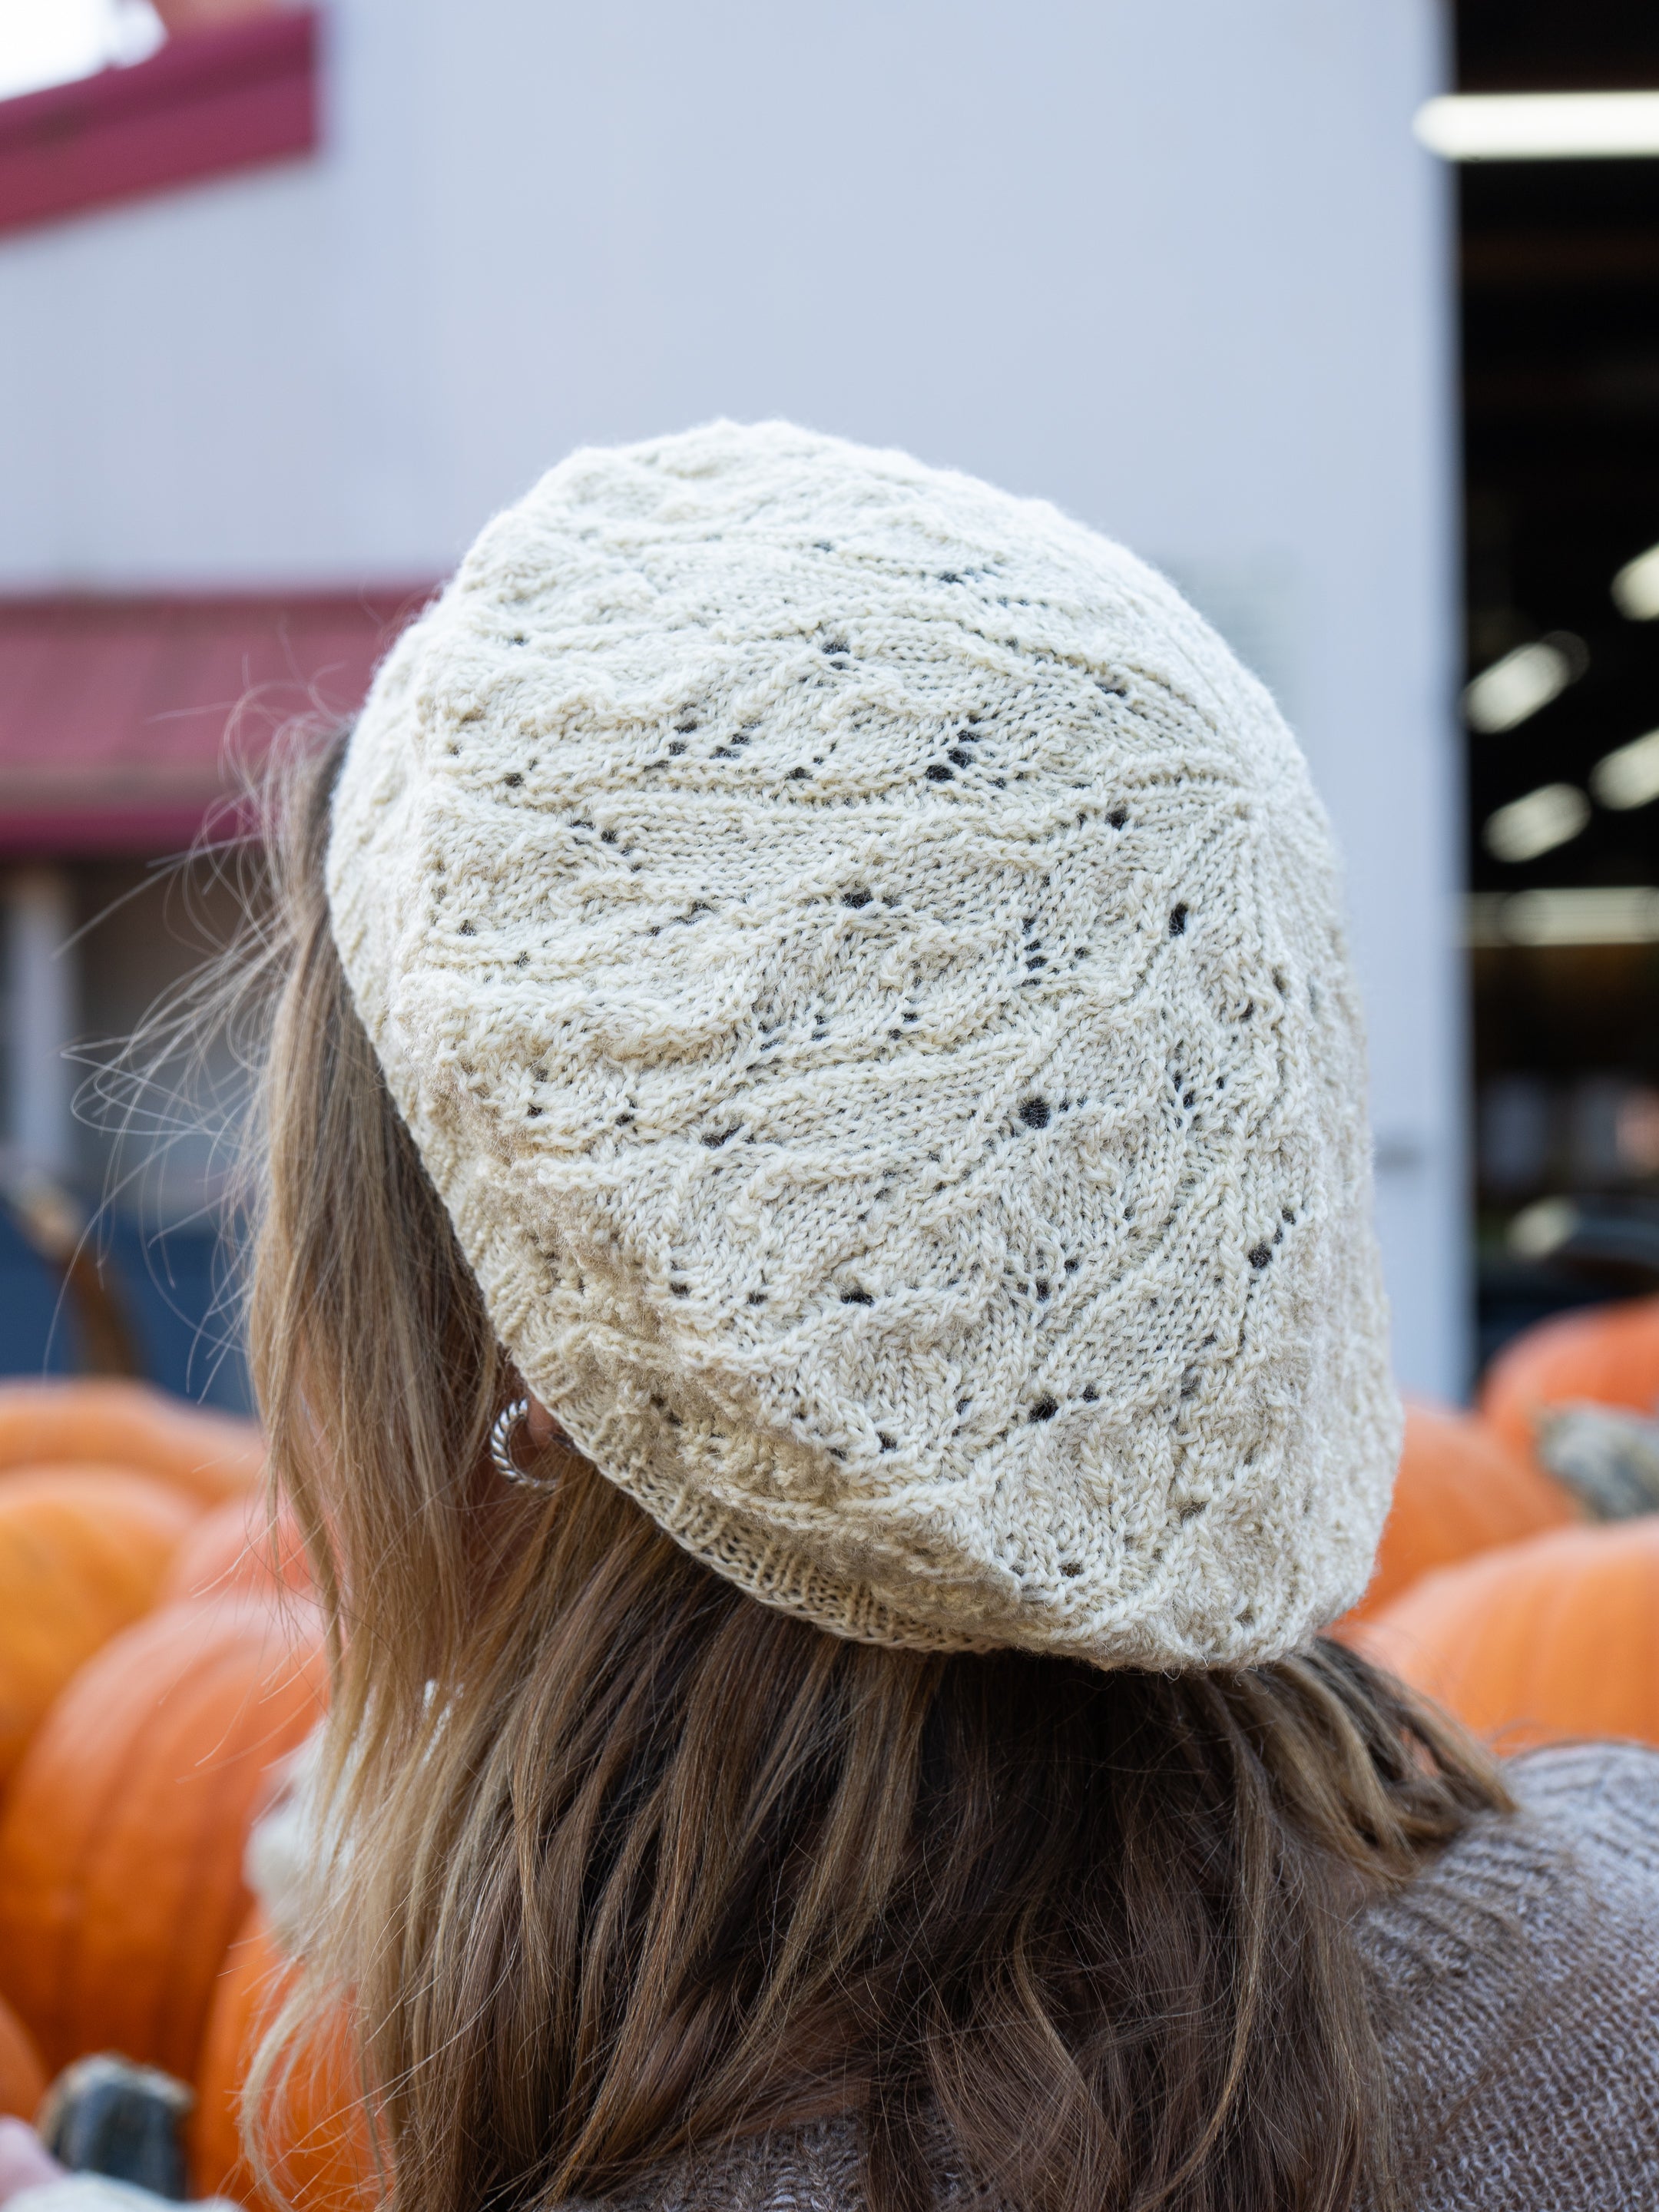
left=546, top=1744, right=1659, bottom=2212
left=327, top=421, right=1399, bottom=1667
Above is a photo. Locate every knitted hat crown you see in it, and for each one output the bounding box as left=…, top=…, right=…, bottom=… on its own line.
left=328, top=422, right=1399, bottom=1668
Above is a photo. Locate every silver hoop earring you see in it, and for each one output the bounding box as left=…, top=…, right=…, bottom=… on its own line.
left=489, top=1398, right=563, bottom=1490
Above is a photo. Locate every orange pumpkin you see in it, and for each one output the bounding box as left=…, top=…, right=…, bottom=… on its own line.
left=0, top=1989, right=45, bottom=2121
left=1358, top=1514, right=1659, bottom=1750
left=0, top=1469, right=199, bottom=1784
left=0, top=1596, right=326, bottom=2078
left=0, top=1379, right=263, bottom=1505
left=1481, top=1296, right=1659, bottom=1459
left=194, top=1910, right=374, bottom=2212
left=161, top=1497, right=313, bottom=1608
left=1339, top=1401, right=1580, bottom=1628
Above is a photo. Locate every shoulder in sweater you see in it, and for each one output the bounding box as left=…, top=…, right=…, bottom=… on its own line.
left=1359, top=1738, right=1659, bottom=2211
left=572, top=1744, right=1659, bottom=2212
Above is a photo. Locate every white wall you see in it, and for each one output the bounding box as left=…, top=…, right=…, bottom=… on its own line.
left=0, top=0, right=1465, bottom=1391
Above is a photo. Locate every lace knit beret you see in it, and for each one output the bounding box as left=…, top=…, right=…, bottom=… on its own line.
left=326, top=421, right=1399, bottom=1669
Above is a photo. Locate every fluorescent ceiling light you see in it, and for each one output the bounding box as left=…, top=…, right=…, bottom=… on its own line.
left=1467, top=887, right=1659, bottom=949
left=1591, top=728, right=1659, bottom=810
left=1482, top=783, right=1591, bottom=865
left=1613, top=542, right=1659, bottom=620
left=1416, top=92, right=1659, bottom=163
left=1508, top=1197, right=1578, bottom=1261
left=1462, top=637, right=1582, bottom=733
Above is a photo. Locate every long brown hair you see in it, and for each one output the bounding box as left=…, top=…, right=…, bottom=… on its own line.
left=243, top=735, right=1510, bottom=2212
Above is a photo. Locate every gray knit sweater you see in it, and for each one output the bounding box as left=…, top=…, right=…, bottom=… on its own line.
left=575, top=1743, right=1659, bottom=2212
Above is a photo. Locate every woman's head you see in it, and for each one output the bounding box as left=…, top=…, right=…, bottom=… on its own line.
left=324, top=420, right=1398, bottom=1671
left=243, top=428, right=1505, bottom=2212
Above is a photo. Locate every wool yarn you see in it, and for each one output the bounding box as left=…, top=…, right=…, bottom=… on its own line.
left=327, top=420, right=1399, bottom=1667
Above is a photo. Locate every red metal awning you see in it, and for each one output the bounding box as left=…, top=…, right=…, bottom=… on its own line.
left=0, top=588, right=434, bottom=856
left=0, top=9, right=320, bottom=241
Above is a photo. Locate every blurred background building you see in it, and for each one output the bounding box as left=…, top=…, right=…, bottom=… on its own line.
left=4, top=0, right=1647, bottom=1406
left=1454, top=6, right=1659, bottom=1363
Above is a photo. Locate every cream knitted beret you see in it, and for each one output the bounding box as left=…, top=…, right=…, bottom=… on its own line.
left=326, top=421, right=1399, bottom=1669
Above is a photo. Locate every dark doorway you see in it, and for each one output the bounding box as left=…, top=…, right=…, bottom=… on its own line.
left=1459, top=5, right=1659, bottom=1365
